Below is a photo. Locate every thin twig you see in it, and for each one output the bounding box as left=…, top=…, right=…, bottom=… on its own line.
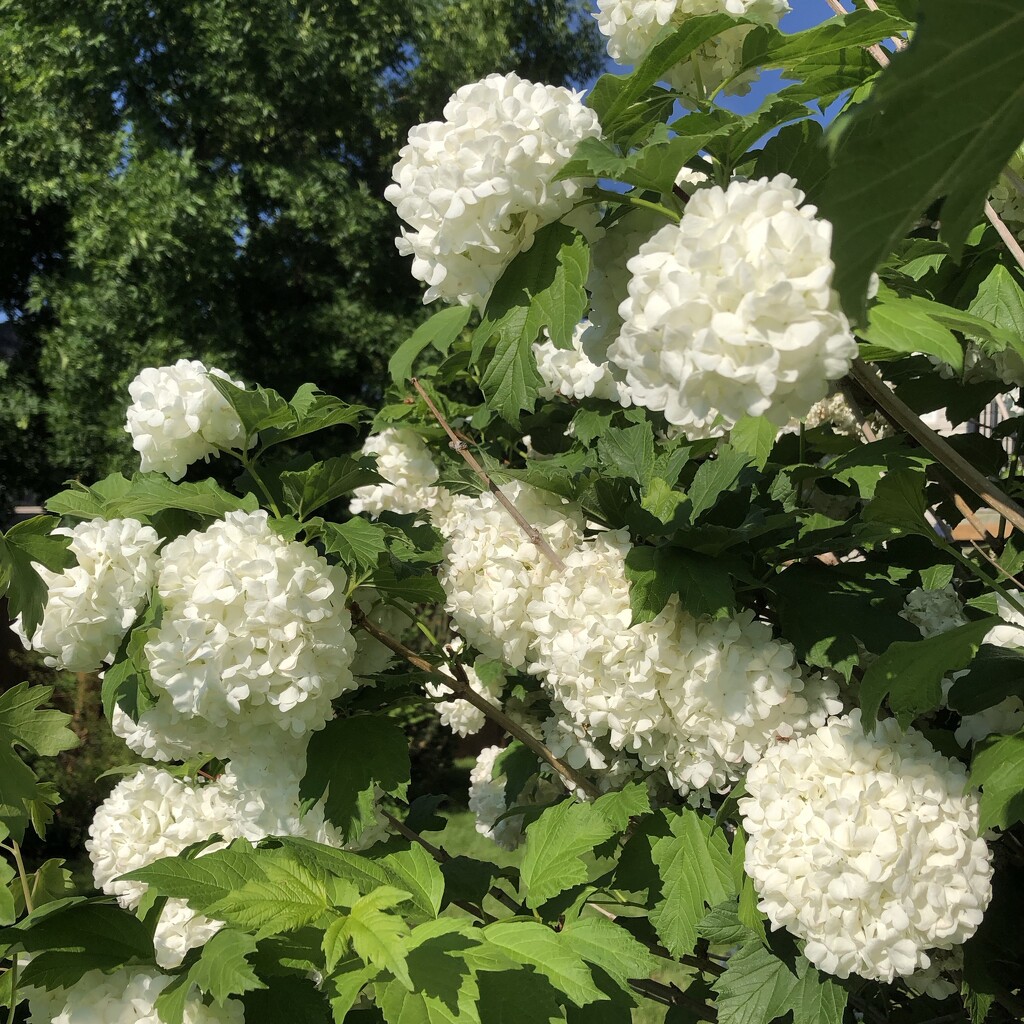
left=943, top=486, right=1024, bottom=588
left=849, top=359, right=1024, bottom=535
left=984, top=201, right=1024, bottom=277
left=410, top=378, right=567, bottom=571
left=349, top=603, right=598, bottom=797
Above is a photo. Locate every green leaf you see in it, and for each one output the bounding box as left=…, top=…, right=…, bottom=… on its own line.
left=624, top=546, right=736, bottom=623
left=820, top=0, right=1024, bottom=316
left=862, top=465, right=930, bottom=537
left=650, top=809, right=733, bottom=957
left=317, top=518, right=389, bottom=570
left=10, top=859, right=74, bottom=918
left=859, top=294, right=963, bottom=372
left=300, top=716, right=410, bottom=842
left=331, top=886, right=413, bottom=989
left=597, top=423, right=656, bottom=486
left=112, top=475, right=259, bottom=520
left=520, top=785, right=650, bottom=908
left=124, top=842, right=332, bottom=939
left=207, top=376, right=295, bottom=438
left=712, top=941, right=797, bottom=1024
left=752, top=120, right=831, bottom=203
left=0, top=516, right=74, bottom=638
left=559, top=917, right=657, bottom=993
left=968, top=264, right=1024, bottom=344
left=483, top=921, right=606, bottom=1007
left=389, top=306, right=473, bottom=386
left=729, top=417, right=775, bottom=471
left=474, top=223, right=589, bottom=424
left=688, top=447, right=751, bottom=521
left=0, top=860, right=15, bottom=927
left=698, top=904, right=754, bottom=948
left=260, top=385, right=366, bottom=449
left=0, top=683, right=77, bottom=842
left=380, top=845, right=445, bottom=919
left=789, top=957, right=848, bottom=1024
left=2, top=900, right=154, bottom=989
left=280, top=456, right=382, bottom=518
left=475, top=971, right=565, bottom=1024
left=860, top=616, right=999, bottom=726
left=970, top=728, right=1024, bottom=831
left=948, top=643, right=1024, bottom=715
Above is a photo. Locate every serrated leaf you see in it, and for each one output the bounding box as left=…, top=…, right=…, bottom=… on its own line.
left=521, top=785, right=650, bottom=908
left=698, top=904, right=755, bottom=947
left=317, top=518, right=389, bottom=570
left=0, top=517, right=74, bottom=638
left=859, top=294, right=963, bottom=372
left=334, top=887, right=413, bottom=989
left=380, top=845, right=444, bottom=919
left=559, top=917, right=657, bottom=993
left=947, top=644, right=1024, bottom=714
left=207, top=376, right=295, bottom=438
left=280, top=455, right=381, bottom=518
left=789, top=957, right=847, bottom=1024
left=598, top=423, right=656, bottom=486
left=624, top=546, right=736, bottom=623
left=113, top=476, right=259, bottom=520
left=189, top=929, right=266, bottom=1004
left=970, top=728, right=1024, bottom=831
left=11, top=859, right=74, bottom=918
left=389, top=306, right=473, bottom=385
left=862, top=465, right=930, bottom=537
left=300, top=716, right=410, bottom=843
left=969, top=264, right=1024, bottom=344
left=729, top=417, right=775, bottom=471
left=650, top=810, right=733, bottom=957
left=712, top=941, right=797, bottom=1024
left=483, top=921, right=606, bottom=1007
left=860, top=616, right=999, bottom=726
left=261, top=385, right=366, bottom=449
left=688, top=447, right=751, bottom=521
left=820, top=0, right=1024, bottom=316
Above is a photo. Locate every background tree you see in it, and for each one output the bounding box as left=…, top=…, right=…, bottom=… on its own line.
left=0, top=0, right=603, bottom=508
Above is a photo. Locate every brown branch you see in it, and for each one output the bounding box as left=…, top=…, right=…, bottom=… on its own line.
left=849, top=359, right=1024, bottom=535
left=410, top=378, right=567, bottom=571
left=984, top=200, right=1024, bottom=277
left=860, top=0, right=908, bottom=50
left=823, top=0, right=889, bottom=65
left=349, top=602, right=599, bottom=798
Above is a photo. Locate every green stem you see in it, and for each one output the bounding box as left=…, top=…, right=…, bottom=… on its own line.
left=5, top=955, right=18, bottom=1024
left=588, top=188, right=681, bottom=224
left=1, top=842, right=33, bottom=916
left=240, top=453, right=282, bottom=518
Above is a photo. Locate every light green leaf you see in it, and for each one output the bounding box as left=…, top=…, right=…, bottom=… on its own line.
left=729, top=417, right=775, bottom=470
left=300, top=716, right=410, bottom=843
left=859, top=294, right=963, bottom=372
left=650, top=809, right=733, bottom=957
left=860, top=616, right=999, bottom=726
left=968, top=264, right=1024, bottom=349
left=789, top=957, right=848, bottom=1024
left=207, top=376, right=295, bottom=438
left=389, top=306, right=473, bottom=386
left=483, top=921, right=606, bottom=1007
left=598, top=423, right=656, bottom=487
left=316, top=518, right=389, bottom=570
left=334, top=887, right=413, bottom=989
left=559, top=917, right=657, bottom=992
left=380, top=845, right=445, bottom=919
left=111, top=476, right=259, bottom=520
left=0, top=860, right=15, bottom=927
left=187, top=929, right=266, bottom=1005
left=820, top=0, right=1024, bottom=315
left=688, top=447, right=751, bottom=521
left=11, top=858, right=74, bottom=918
left=712, top=941, right=797, bottom=1024
left=521, top=785, right=650, bottom=908
left=970, top=728, right=1024, bottom=831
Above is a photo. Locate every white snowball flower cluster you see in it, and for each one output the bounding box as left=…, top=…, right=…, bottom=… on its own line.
left=594, top=0, right=790, bottom=98
left=803, top=390, right=891, bottom=439
left=527, top=530, right=841, bottom=794
left=469, top=745, right=526, bottom=850
left=125, top=359, right=249, bottom=481
left=607, top=175, right=858, bottom=438
left=145, top=510, right=356, bottom=737
left=425, top=659, right=505, bottom=737
left=25, top=966, right=244, bottom=1024
left=86, top=766, right=236, bottom=968
left=12, top=518, right=161, bottom=673
left=349, top=428, right=452, bottom=520
left=533, top=322, right=631, bottom=404
left=437, top=482, right=583, bottom=669
left=900, top=585, right=968, bottom=639
left=386, top=72, right=602, bottom=308
left=740, top=711, right=993, bottom=982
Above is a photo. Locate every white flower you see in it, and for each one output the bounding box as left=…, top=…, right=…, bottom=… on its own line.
left=533, top=322, right=631, bottom=404
left=425, top=660, right=505, bottom=737
left=86, top=767, right=235, bottom=968
left=469, top=745, right=527, bottom=850
left=386, top=72, right=602, bottom=308
left=803, top=390, right=891, bottom=439
left=125, top=359, right=248, bottom=481
left=12, top=518, right=161, bottom=673
left=27, top=966, right=244, bottom=1024
left=110, top=699, right=227, bottom=763
left=527, top=530, right=841, bottom=794
left=438, top=482, right=583, bottom=669
left=740, top=712, right=993, bottom=983
left=349, top=428, right=450, bottom=520
left=594, top=0, right=790, bottom=98
left=900, top=585, right=968, bottom=639
left=607, top=175, right=857, bottom=437
left=145, top=510, right=356, bottom=736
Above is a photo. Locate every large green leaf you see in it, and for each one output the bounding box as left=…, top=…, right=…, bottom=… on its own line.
left=860, top=616, right=1000, bottom=726
left=280, top=456, right=382, bottom=519
left=650, top=809, right=733, bottom=957
left=947, top=644, right=1024, bottom=715
left=970, top=728, right=1024, bottom=831
left=520, top=784, right=650, bottom=908
left=624, top=545, right=736, bottom=623
left=820, top=0, right=1024, bottom=316
left=327, top=886, right=413, bottom=988
left=300, top=716, right=410, bottom=843
left=207, top=376, right=296, bottom=439
left=260, top=384, right=366, bottom=449
left=558, top=917, right=657, bottom=993
left=0, top=517, right=74, bottom=638
left=712, top=941, right=796, bottom=1024
left=388, top=306, right=473, bottom=386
